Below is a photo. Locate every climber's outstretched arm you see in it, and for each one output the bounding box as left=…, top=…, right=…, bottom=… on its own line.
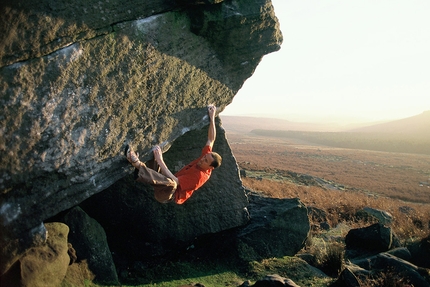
left=206, top=104, right=216, bottom=148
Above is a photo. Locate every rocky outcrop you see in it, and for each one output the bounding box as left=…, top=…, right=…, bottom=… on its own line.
left=333, top=224, right=430, bottom=286
left=356, top=207, right=393, bottom=225
left=241, top=274, right=301, bottom=287
left=237, top=192, right=310, bottom=261
left=61, top=207, right=118, bottom=285
left=339, top=253, right=430, bottom=287
left=408, top=234, right=430, bottom=269
left=0, top=223, right=70, bottom=287
left=80, top=121, right=248, bottom=262
left=345, top=223, right=395, bottom=254
left=0, top=0, right=282, bottom=278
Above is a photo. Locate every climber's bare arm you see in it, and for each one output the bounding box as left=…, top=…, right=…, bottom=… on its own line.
left=206, top=105, right=216, bottom=148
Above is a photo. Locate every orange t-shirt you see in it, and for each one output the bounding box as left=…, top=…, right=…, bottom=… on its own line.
left=174, top=145, right=212, bottom=204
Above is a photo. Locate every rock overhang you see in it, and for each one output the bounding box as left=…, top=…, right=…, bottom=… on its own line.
left=0, top=0, right=283, bottom=275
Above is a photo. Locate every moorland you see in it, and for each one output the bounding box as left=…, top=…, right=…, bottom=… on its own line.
left=226, top=131, right=430, bottom=240
left=223, top=113, right=430, bottom=241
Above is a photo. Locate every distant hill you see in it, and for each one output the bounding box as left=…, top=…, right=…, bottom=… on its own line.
left=348, top=110, right=430, bottom=136
left=220, top=115, right=365, bottom=133
left=222, top=111, right=430, bottom=137
left=223, top=111, right=430, bottom=155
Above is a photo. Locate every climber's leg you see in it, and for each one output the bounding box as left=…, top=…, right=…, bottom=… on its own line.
left=125, top=144, right=177, bottom=203
left=135, top=165, right=177, bottom=203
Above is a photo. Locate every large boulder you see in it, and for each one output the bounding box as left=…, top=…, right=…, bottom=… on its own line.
left=335, top=264, right=371, bottom=287
left=80, top=120, right=249, bottom=260
left=237, top=192, right=310, bottom=261
left=61, top=206, right=118, bottom=285
left=345, top=223, right=394, bottom=254
left=408, top=234, right=430, bottom=268
left=357, top=207, right=393, bottom=225
left=0, top=223, right=70, bottom=287
left=351, top=253, right=430, bottom=287
left=0, top=0, right=282, bottom=276
left=248, top=274, right=300, bottom=287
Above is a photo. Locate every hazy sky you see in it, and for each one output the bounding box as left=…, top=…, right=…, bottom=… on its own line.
left=222, top=0, right=430, bottom=124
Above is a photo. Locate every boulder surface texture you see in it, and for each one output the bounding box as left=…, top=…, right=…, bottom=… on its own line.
left=61, top=207, right=118, bottom=285
left=238, top=193, right=310, bottom=261
left=0, top=0, right=282, bottom=277
left=0, top=223, right=70, bottom=287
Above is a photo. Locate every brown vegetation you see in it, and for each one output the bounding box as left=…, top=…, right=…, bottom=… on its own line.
left=251, top=129, right=430, bottom=155
left=226, top=132, right=430, bottom=240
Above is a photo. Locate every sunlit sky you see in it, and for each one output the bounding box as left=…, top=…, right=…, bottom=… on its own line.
left=222, top=0, right=430, bottom=124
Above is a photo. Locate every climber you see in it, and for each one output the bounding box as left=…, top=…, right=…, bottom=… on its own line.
left=125, top=104, right=222, bottom=204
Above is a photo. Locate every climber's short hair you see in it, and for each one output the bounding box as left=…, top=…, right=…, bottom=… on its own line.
left=210, top=152, right=222, bottom=168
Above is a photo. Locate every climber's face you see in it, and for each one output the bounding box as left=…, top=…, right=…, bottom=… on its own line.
left=197, top=153, right=215, bottom=170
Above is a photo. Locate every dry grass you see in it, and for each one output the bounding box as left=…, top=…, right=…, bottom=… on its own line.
left=227, top=132, right=430, bottom=241
left=359, top=269, right=415, bottom=287
left=242, top=177, right=430, bottom=240
left=228, top=133, right=430, bottom=203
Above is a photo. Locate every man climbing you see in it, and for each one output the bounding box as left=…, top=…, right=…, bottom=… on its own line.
left=125, top=105, right=222, bottom=204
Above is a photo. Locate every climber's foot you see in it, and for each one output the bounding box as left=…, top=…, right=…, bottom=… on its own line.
left=125, top=144, right=141, bottom=169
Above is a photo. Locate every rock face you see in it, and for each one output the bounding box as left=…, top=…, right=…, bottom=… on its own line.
left=345, top=223, right=394, bottom=253
left=237, top=192, right=310, bottom=261
left=0, top=223, right=70, bottom=287
left=334, top=223, right=430, bottom=287
left=408, top=234, right=430, bottom=268
left=0, top=0, right=282, bottom=276
left=80, top=121, right=249, bottom=261
left=358, top=207, right=393, bottom=225
left=249, top=274, right=301, bottom=287
left=61, top=207, right=118, bottom=285
left=343, top=253, right=430, bottom=287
